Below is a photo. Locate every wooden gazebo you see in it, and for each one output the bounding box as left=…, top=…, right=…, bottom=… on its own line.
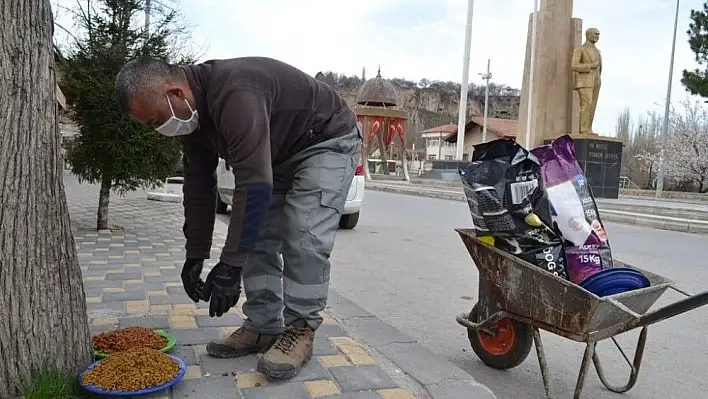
left=354, top=68, right=410, bottom=181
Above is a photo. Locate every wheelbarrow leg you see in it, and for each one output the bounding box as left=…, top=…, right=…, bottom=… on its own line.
left=531, top=327, right=553, bottom=399
left=592, top=326, right=648, bottom=393
left=572, top=342, right=596, bottom=399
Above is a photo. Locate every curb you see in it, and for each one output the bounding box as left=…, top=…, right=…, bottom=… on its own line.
left=212, top=217, right=497, bottom=398
left=594, top=203, right=708, bottom=220
left=368, top=184, right=466, bottom=202
left=326, top=289, right=497, bottom=399
left=365, top=184, right=708, bottom=235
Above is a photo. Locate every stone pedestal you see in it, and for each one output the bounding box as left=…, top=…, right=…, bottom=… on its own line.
left=574, top=137, right=623, bottom=199
left=420, top=160, right=467, bottom=181
left=517, top=0, right=581, bottom=148
left=545, top=135, right=623, bottom=199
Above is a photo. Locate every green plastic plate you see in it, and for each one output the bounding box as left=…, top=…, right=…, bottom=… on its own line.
left=93, top=329, right=176, bottom=360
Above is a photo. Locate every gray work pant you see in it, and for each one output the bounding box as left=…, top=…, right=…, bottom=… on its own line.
left=241, top=127, right=362, bottom=333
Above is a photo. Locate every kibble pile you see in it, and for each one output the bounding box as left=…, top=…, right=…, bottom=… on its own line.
left=92, top=326, right=166, bottom=353
left=82, top=348, right=179, bottom=391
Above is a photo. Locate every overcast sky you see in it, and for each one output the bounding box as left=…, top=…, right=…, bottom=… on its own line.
left=54, top=0, right=705, bottom=136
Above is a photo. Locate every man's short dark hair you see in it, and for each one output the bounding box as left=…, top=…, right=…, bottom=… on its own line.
left=114, top=57, right=183, bottom=114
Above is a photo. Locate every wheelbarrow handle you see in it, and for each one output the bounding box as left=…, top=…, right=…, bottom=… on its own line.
left=634, top=289, right=708, bottom=328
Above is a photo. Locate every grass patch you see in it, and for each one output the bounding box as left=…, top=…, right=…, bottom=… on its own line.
left=21, top=364, right=86, bottom=399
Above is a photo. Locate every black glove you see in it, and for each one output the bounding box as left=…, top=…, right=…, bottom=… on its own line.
left=201, top=262, right=242, bottom=317
left=181, top=259, right=205, bottom=302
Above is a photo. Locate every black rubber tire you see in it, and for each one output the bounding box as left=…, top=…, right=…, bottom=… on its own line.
left=338, top=211, right=360, bottom=230
left=216, top=195, right=229, bottom=214
left=467, top=304, right=533, bottom=370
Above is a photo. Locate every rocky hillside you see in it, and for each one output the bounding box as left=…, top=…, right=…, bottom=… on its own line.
left=315, top=71, right=521, bottom=144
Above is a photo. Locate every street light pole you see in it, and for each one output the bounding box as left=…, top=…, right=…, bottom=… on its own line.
left=480, top=59, right=492, bottom=143
left=656, top=0, right=680, bottom=199
left=144, top=0, right=151, bottom=41
left=455, top=0, right=475, bottom=160
left=524, top=0, right=540, bottom=149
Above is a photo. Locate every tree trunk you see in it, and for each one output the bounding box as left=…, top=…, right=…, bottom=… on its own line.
left=0, top=1, right=92, bottom=397
left=97, top=176, right=111, bottom=230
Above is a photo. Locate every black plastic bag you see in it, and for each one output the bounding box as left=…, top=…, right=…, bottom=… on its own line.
left=459, top=139, right=568, bottom=279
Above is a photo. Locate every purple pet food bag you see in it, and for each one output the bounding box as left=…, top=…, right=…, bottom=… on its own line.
left=460, top=138, right=568, bottom=279
left=531, top=135, right=614, bottom=285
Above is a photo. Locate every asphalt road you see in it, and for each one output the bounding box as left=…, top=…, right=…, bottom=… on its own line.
left=216, top=190, right=708, bottom=398
left=70, top=172, right=707, bottom=397
left=324, top=191, right=708, bottom=399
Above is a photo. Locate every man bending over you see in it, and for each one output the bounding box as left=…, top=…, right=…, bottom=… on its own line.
left=115, top=56, right=361, bottom=379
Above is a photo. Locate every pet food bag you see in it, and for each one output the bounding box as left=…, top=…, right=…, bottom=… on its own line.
left=460, top=138, right=568, bottom=279
left=531, top=134, right=613, bottom=285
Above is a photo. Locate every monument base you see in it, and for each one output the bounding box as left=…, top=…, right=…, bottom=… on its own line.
left=420, top=160, right=468, bottom=181
left=544, top=135, right=623, bottom=199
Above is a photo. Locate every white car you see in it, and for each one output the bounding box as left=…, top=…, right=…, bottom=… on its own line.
left=216, top=159, right=365, bottom=229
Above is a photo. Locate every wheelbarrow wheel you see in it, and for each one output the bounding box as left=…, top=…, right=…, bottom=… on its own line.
left=467, top=304, right=533, bottom=370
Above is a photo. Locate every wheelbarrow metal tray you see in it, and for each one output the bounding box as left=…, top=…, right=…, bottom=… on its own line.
left=456, top=228, right=672, bottom=339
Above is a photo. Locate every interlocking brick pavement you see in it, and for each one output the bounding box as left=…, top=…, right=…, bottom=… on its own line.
left=65, top=173, right=419, bottom=399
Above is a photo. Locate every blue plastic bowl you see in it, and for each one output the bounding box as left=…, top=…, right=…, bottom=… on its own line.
left=79, top=354, right=186, bottom=396
left=579, top=267, right=650, bottom=297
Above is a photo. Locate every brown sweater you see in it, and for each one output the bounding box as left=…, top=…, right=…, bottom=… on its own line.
left=178, top=57, right=356, bottom=266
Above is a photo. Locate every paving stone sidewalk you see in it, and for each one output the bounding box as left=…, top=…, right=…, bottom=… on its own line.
left=67, top=178, right=421, bottom=399
left=66, top=173, right=496, bottom=399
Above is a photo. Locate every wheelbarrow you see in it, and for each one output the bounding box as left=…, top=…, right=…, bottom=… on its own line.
left=454, top=228, right=708, bottom=399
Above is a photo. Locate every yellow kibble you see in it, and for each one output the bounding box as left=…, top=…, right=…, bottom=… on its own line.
left=81, top=348, right=177, bottom=392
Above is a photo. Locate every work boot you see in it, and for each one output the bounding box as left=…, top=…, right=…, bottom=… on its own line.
left=257, top=319, right=315, bottom=379
left=206, top=327, right=278, bottom=358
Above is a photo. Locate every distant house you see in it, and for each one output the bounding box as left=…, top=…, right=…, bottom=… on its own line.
left=421, top=117, right=517, bottom=161
left=420, top=124, right=457, bottom=161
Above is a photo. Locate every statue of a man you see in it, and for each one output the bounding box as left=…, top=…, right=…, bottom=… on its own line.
left=572, top=28, right=602, bottom=135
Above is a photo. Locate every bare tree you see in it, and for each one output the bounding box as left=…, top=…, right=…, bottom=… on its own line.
left=614, top=108, right=662, bottom=188
left=637, top=99, right=708, bottom=192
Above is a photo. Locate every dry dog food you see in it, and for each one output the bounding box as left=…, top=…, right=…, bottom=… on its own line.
left=82, top=348, right=179, bottom=391
left=531, top=135, right=614, bottom=284
left=92, top=326, right=166, bottom=353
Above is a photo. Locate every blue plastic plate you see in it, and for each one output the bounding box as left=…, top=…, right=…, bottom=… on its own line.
left=580, top=267, right=651, bottom=297
left=79, top=354, right=186, bottom=396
